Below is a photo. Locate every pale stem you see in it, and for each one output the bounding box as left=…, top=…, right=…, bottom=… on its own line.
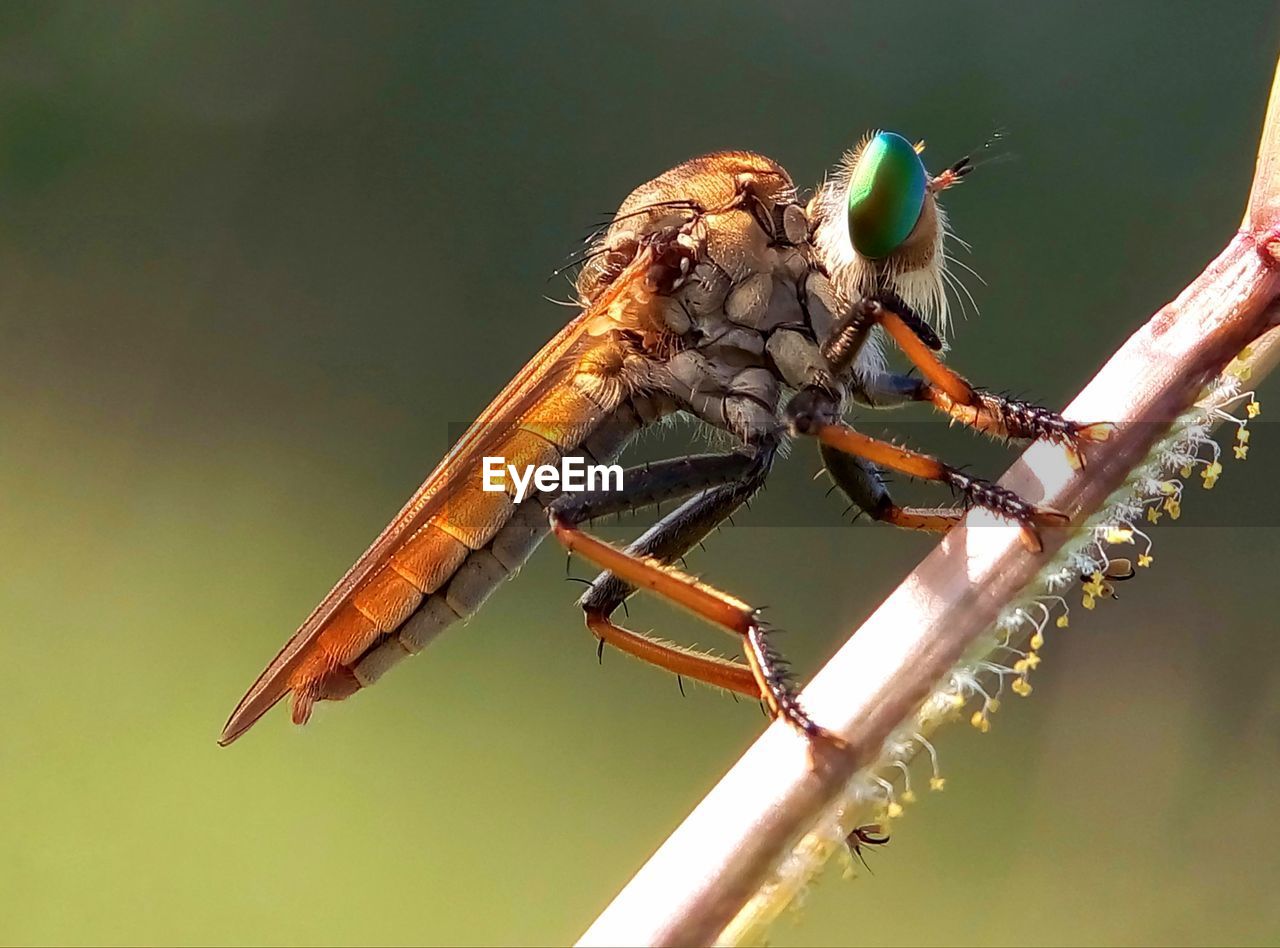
left=577, top=54, right=1280, bottom=948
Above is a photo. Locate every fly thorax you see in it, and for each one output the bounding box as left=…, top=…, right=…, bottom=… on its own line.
left=653, top=207, right=828, bottom=442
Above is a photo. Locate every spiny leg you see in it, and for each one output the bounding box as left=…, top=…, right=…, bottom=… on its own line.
left=850, top=368, right=1106, bottom=459
left=551, top=450, right=759, bottom=523
left=550, top=508, right=839, bottom=744
left=580, top=482, right=768, bottom=698
left=788, top=387, right=1067, bottom=551
left=550, top=450, right=769, bottom=700
left=828, top=294, right=1111, bottom=455
left=550, top=442, right=839, bottom=744
left=820, top=443, right=962, bottom=534
left=584, top=597, right=760, bottom=698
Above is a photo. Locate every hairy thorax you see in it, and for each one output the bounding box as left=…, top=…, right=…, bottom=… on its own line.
left=577, top=151, right=848, bottom=446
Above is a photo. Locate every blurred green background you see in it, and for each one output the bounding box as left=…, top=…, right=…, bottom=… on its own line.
left=2, top=2, right=1278, bottom=945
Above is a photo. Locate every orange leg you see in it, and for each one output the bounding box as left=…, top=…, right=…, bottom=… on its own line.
left=874, top=307, right=973, bottom=404
left=550, top=451, right=768, bottom=700
left=584, top=610, right=760, bottom=698
left=876, top=506, right=962, bottom=532
left=820, top=443, right=963, bottom=535
left=827, top=296, right=1112, bottom=459
left=550, top=511, right=844, bottom=746
left=918, top=381, right=1112, bottom=464
left=803, top=420, right=1068, bottom=552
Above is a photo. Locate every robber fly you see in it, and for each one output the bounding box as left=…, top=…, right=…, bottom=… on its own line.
left=219, top=132, right=1106, bottom=748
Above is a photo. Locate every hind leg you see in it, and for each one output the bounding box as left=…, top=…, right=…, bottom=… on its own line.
left=550, top=441, right=840, bottom=744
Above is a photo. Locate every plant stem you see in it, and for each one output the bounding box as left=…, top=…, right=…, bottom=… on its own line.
left=577, top=54, right=1280, bottom=948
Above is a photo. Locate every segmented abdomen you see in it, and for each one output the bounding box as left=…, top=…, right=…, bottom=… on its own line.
left=285, top=401, right=645, bottom=722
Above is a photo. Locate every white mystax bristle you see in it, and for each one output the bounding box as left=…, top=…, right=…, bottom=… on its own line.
left=812, top=140, right=953, bottom=347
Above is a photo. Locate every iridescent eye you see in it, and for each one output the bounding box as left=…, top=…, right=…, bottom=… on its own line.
left=846, top=131, right=927, bottom=259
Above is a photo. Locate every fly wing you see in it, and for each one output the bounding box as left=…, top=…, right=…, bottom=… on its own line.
left=219, top=253, right=653, bottom=745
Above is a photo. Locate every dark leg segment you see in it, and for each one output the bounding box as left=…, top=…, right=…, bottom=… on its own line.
left=578, top=480, right=766, bottom=697
left=549, top=451, right=767, bottom=698
left=550, top=508, right=838, bottom=743
left=550, top=442, right=842, bottom=744
left=550, top=451, right=756, bottom=523
left=788, top=386, right=1067, bottom=551
left=815, top=421, right=1066, bottom=551
left=577, top=473, right=761, bottom=615
left=820, top=444, right=962, bottom=534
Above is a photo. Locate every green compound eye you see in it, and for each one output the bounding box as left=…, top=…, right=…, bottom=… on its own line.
left=846, top=131, right=928, bottom=259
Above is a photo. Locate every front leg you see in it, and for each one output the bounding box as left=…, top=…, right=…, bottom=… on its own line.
left=853, top=369, right=1105, bottom=454
left=829, top=295, right=1111, bottom=457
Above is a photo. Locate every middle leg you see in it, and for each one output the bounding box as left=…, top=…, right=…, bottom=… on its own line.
left=820, top=442, right=963, bottom=535
left=787, top=386, right=1068, bottom=551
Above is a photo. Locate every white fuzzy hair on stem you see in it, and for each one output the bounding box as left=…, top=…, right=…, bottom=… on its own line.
left=578, top=53, right=1280, bottom=948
